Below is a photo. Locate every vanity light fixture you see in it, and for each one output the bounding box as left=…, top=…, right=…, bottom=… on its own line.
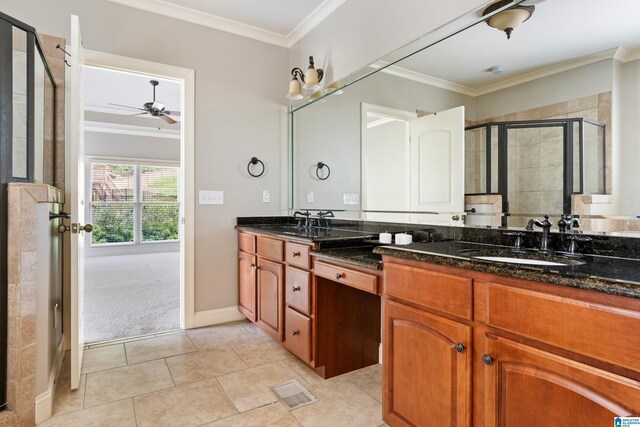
left=287, top=56, right=324, bottom=100
left=482, top=0, right=535, bottom=40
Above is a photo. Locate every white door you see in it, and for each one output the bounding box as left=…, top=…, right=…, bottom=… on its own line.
left=69, top=15, right=88, bottom=390
left=409, top=106, right=465, bottom=225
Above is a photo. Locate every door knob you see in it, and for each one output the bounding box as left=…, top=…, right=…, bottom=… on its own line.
left=80, top=224, right=93, bottom=233
left=57, top=224, right=70, bottom=233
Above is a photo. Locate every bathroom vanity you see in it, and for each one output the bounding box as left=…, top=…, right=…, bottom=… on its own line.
left=236, top=222, right=383, bottom=379
left=377, top=244, right=640, bottom=426
left=236, top=217, right=640, bottom=426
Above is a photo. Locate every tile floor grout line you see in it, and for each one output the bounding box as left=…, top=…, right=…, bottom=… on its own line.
left=345, top=374, right=383, bottom=403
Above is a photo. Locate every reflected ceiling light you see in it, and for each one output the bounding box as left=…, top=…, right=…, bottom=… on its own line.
left=482, top=0, right=535, bottom=40
left=287, top=56, right=324, bottom=100
left=324, top=81, right=344, bottom=95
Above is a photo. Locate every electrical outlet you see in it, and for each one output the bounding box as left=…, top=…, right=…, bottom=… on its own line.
left=307, top=191, right=314, bottom=203
left=343, top=193, right=359, bottom=205
left=262, top=190, right=271, bottom=203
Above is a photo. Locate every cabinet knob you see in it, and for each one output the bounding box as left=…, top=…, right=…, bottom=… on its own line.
left=292, top=330, right=299, bottom=336
left=292, top=251, right=301, bottom=257
left=454, top=343, right=465, bottom=353
left=250, top=263, right=256, bottom=269
left=482, top=354, right=494, bottom=365
left=336, top=273, right=344, bottom=280
left=292, top=286, right=301, bottom=292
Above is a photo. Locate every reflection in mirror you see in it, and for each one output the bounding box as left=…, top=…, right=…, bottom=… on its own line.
left=12, top=27, right=27, bottom=179
left=290, top=0, right=640, bottom=235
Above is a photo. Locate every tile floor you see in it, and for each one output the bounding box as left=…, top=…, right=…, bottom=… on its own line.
left=42, top=320, right=386, bottom=427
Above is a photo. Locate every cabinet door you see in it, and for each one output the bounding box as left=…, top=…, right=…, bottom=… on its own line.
left=482, top=336, right=640, bottom=427
left=238, top=251, right=257, bottom=322
left=383, top=299, right=471, bottom=427
left=257, top=258, right=284, bottom=341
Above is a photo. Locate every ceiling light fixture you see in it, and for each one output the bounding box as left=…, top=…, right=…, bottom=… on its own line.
left=482, top=0, right=535, bottom=40
left=287, top=56, right=324, bottom=100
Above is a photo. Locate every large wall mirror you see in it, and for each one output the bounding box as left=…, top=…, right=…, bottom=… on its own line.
left=290, top=0, right=640, bottom=236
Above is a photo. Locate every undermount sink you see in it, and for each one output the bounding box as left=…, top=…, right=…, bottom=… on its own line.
left=457, top=248, right=586, bottom=267
left=472, top=255, right=582, bottom=267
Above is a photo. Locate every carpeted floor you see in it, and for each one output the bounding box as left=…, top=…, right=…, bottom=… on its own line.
left=84, top=251, right=180, bottom=343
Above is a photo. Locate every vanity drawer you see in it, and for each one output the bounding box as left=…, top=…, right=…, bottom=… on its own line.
left=285, top=307, right=312, bottom=363
left=238, top=232, right=255, bottom=253
left=285, top=242, right=311, bottom=270
left=315, top=261, right=378, bottom=295
left=384, top=262, right=473, bottom=320
left=285, top=266, right=311, bottom=315
left=256, top=236, right=284, bottom=262
left=485, top=283, right=640, bottom=373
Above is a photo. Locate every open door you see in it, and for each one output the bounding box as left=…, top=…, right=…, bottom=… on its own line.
left=69, top=15, right=90, bottom=390
left=409, top=106, right=465, bottom=225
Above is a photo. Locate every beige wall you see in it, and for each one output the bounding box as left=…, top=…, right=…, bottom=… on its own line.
left=0, top=0, right=289, bottom=314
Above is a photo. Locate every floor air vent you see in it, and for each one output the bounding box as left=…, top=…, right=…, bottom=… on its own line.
left=269, top=379, right=318, bottom=410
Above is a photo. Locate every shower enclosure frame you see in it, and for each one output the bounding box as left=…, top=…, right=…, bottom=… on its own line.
left=0, top=11, right=57, bottom=410
left=465, top=118, right=606, bottom=224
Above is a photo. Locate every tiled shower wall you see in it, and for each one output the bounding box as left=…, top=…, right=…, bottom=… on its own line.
left=464, top=92, right=612, bottom=223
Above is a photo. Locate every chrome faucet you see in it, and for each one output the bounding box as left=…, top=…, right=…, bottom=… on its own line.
left=316, top=210, right=334, bottom=228
left=526, top=214, right=553, bottom=253
left=558, top=214, right=580, bottom=233
left=293, top=210, right=311, bottom=228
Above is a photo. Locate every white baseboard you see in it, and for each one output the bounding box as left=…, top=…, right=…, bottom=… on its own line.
left=35, top=337, right=66, bottom=424
left=193, top=306, right=246, bottom=328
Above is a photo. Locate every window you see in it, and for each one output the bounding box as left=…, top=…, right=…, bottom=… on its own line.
left=90, top=161, right=179, bottom=245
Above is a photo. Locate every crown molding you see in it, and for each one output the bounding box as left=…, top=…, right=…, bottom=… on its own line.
left=474, top=47, right=622, bottom=96
left=286, top=0, right=347, bottom=46
left=374, top=47, right=634, bottom=98
left=372, top=61, right=478, bottom=97
left=105, top=0, right=345, bottom=48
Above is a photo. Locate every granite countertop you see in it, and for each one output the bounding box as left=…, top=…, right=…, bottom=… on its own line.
left=311, top=246, right=383, bottom=270
left=235, top=224, right=376, bottom=244
left=374, top=241, right=640, bottom=299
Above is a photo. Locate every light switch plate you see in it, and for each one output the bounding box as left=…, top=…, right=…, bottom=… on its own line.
left=343, top=193, right=359, bottom=205
left=263, top=190, right=271, bottom=203
left=199, top=190, right=224, bottom=205
left=307, top=191, right=314, bottom=203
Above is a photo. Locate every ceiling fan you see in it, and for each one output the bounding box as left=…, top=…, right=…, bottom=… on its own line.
left=109, top=80, right=179, bottom=124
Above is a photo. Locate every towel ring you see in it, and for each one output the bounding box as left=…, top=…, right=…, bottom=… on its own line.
left=247, top=157, right=265, bottom=177
left=315, top=162, right=331, bottom=180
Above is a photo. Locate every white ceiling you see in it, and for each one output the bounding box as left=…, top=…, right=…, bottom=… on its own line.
left=395, top=0, right=640, bottom=91
left=106, top=0, right=346, bottom=47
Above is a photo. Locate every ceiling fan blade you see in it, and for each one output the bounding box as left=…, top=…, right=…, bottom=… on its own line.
left=129, top=112, right=149, bottom=116
left=160, top=114, right=177, bottom=125
left=165, top=110, right=181, bottom=117
left=108, top=102, right=146, bottom=111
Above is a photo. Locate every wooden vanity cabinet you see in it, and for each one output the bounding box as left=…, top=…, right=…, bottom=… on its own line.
left=383, top=299, right=471, bottom=427
left=237, top=231, right=314, bottom=353
left=283, top=241, right=314, bottom=363
left=382, top=257, right=640, bottom=427
left=237, top=233, right=257, bottom=321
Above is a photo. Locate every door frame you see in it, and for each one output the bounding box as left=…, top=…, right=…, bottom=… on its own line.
left=80, top=50, right=196, bottom=329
